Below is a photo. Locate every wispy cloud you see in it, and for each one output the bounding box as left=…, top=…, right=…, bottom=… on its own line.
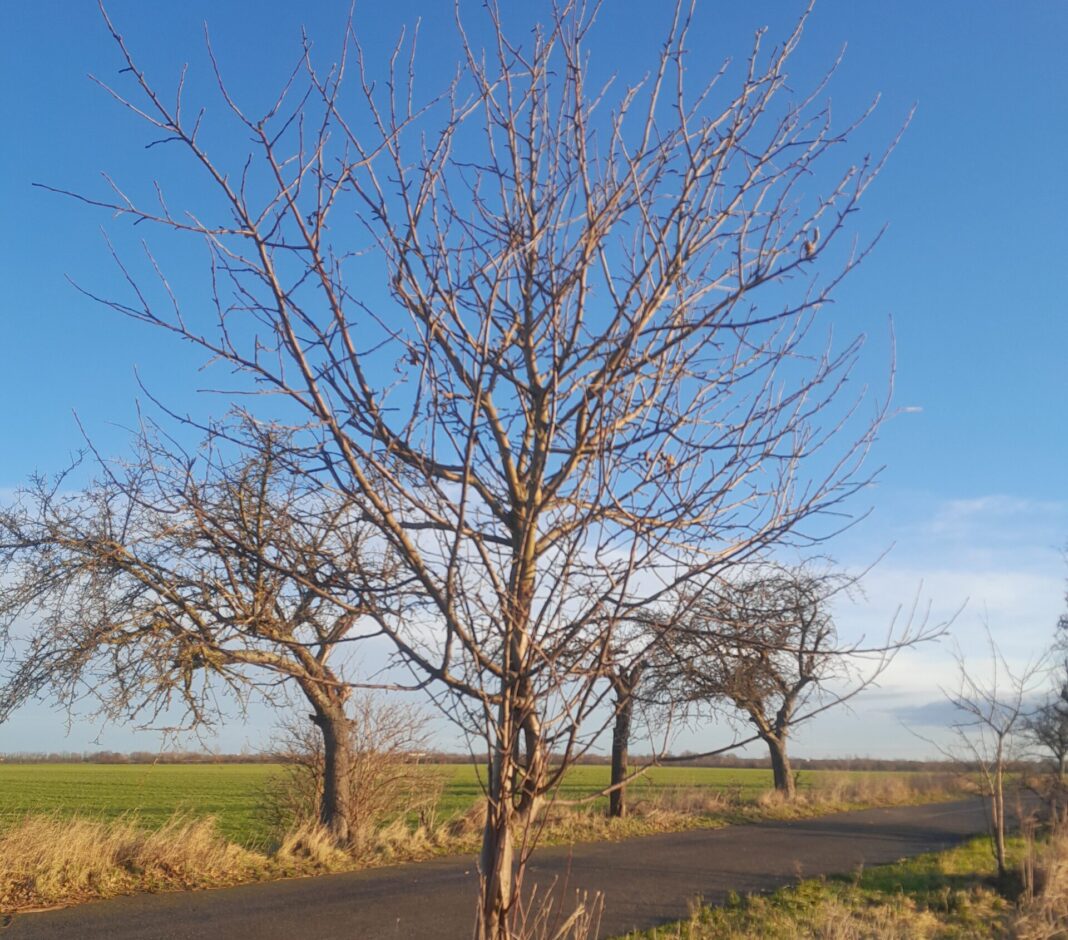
left=922, top=494, right=1068, bottom=550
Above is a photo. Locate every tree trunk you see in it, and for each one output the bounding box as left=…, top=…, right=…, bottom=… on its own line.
left=312, top=708, right=353, bottom=847
left=610, top=688, right=634, bottom=818
left=478, top=798, right=515, bottom=940
left=992, top=759, right=1007, bottom=878
left=478, top=719, right=516, bottom=940
left=476, top=523, right=546, bottom=938
left=766, top=734, right=795, bottom=799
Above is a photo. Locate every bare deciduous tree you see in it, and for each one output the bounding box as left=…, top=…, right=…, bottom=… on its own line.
left=1025, top=694, right=1068, bottom=782
left=1023, top=585, right=1068, bottom=790
left=654, top=563, right=916, bottom=798
left=942, top=631, right=1045, bottom=879
left=0, top=423, right=397, bottom=847
left=31, top=2, right=904, bottom=934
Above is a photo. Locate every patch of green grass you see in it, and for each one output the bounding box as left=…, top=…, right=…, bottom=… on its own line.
left=0, top=763, right=281, bottom=846
left=622, top=836, right=1020, bottom=939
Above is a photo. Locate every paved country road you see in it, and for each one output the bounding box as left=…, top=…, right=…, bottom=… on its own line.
left=4, top=798, right=994, bottom=939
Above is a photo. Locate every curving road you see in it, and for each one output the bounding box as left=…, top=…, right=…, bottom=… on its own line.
left=4, top=798, right=994, bottom=939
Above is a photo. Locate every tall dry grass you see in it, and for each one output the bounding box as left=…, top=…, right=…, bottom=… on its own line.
left=507, top=881, right=603, bottom=940
left=795, top=771, right=966, bottom=809
left=0, top=813, right=262, bottom=911
left=1010, top=819, right=1068, bottom=938
left=625, top=771, right=965, bottom=823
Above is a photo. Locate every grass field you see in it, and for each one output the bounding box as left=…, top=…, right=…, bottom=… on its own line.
left=424, top=764, right=830, bottom=820
left=0, top=763, right=280, bottom=845
left=0, top=763, right=870, bottom=847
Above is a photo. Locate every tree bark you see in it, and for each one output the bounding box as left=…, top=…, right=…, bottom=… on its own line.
left=610, top=687, right=635, bottom=818
left=478, top=714, right=516, bottom=940
left=766, top=734, right=795, bottom=799
left=311, top=707, right=354, bottom=847
left=992, top=756, right=1007, bottom=878
left=475, top=534, right=548, bottom=938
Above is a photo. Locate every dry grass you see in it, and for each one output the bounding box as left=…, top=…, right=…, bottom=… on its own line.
left=618, top=771, right=965, bottom=828
left=0, top=813, right=264, bottom=912
left=805, top=771, right=967, bottom=807
left=647, top=891, right=954, bottom=939
left=1009, top=818, right=1068, bottom=938
left=272, top=820, right=352, bottom=869
left=509, top=880, right=604, bottom=940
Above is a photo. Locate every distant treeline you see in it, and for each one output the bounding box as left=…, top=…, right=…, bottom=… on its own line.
left=635, top=755, right=974, bottom=772
left=565, top=753, right=969, bottom=772
left=0, top=749, right=1030, bottom=772
left=0, top=751, right=278, bottom=764
left=424, top=751, right=1041, bottom=773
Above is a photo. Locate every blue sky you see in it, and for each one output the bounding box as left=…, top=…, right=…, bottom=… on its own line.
left=1, top=1, right=1065, bottom=758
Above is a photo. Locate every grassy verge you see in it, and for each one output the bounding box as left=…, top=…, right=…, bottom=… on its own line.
left=619, top=830, right=1068, bottom=940
left=0, top=770, right=969, bottom=914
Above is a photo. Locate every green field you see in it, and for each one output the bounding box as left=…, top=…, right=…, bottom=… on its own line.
left=0, top=763, right=281, bottom=845
left=0, top=763, right=871, bottom=847
left=424, top=763, right=824, bottom=819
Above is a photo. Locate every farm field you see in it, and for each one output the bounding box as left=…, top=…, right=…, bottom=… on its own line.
left=0, top=763, right=885, bottom=847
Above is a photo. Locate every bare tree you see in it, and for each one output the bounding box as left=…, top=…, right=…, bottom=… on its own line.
left=655, top=563, right=908, bottom=798
left=1025, top=694, right=1068, bottom=782
left=0, top=422, right=398, bottom=847
left=1023, top=586, right=1068, bottom=786
left=942, top=631, right=1045, bottom=880
left=35, top=3, right=904, bottom=934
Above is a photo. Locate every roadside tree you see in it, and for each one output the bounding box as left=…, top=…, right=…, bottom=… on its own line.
left=1025, top=688, right=1068, bottom=782
left=941, top=631, right=1044, bottom=880
left=655, top=563, right=912, bottom=798
left=28, top=2, right=903, bottom=934
left=0, top=422, right=398, bottom=847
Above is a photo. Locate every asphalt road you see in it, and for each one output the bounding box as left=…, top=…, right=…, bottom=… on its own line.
left=4, top=798, right=994, bottom=939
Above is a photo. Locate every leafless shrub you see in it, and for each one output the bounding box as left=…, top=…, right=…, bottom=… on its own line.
left=263, top=697, right=437, bottom=855
left=448, top=799, right=491, bottom=840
